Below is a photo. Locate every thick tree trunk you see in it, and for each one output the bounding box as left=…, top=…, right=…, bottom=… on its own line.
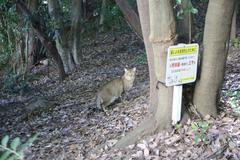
left=137, top=0, right=157, bottom=114
left=71, top=0, right=82, bottom=65
left=16, top=0, right=66, bottom=81
left=48, top=0, right=75, bottom=73
left=149, top=0, right=176, bottom=129
left=115, top=0, right=176, bottom=148
left=193, top=0, right=236, bottom=116
left=115, top=0, right=142, bottom=39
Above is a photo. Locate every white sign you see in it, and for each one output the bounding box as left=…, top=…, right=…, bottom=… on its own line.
left=166, top=43, right=199, bottom=87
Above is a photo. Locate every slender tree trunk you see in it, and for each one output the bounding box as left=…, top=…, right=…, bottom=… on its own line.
left=115, top=0, right=176, bottom=148
left=193, top=0, right=236, bottom=116
left=115, top=0, right=142, bottom=39
left=48, top=0, right=75, bottom=73
left=82, top=0, right=87, bottom=19
left=15, top=4, right=25, bottom=75
left=230, top=2, right=238, bottom=39
left=16, top=0, right=66, bottom=81
left=176, top=0, right=194, bottom=43
left=5, top=19, right=15, bottom=69
left=14, top=37, right=25, bottom=74
left=25, top=0, right=38, bottom=69
left=71, top=0, right=82, bottom=65
left=99, top=0, right=107, bottom=31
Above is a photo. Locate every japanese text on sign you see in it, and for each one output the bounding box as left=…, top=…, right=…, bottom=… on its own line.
left=165, top=43, right=199, bottom=86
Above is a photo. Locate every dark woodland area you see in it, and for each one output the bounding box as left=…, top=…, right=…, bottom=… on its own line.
left=0, top=0, right=240, bottom=159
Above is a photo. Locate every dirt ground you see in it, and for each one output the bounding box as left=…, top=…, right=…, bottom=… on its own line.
left=0, top=27, right=240, bottom=159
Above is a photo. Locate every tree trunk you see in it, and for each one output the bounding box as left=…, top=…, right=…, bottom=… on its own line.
left=230, top=2, right=238, bottom=39
left=14, top=37, right=25, bottom=74
left=71, top=0, right=82, bottom=65
left=48, top=0, right=75, bottom=73
left=149, top=0, right=176, bottom=129
left=193, top=0, right=236, bottom=116
left=16, top=0, right=66, bottom=81
left=26, top=0, right=38, bottom=68
left=114, top=0, right=176, bottom=148
left=176, top=0, right=194, bottom=43
left=137, top=0, right=157, bottom=114
left=99, top=0, right=107, bottom=31
left=82, top=0, right=87, bottom=19
left=15, top=3, right=26, bottom=75
left=115, top=0, right=142, bottom=39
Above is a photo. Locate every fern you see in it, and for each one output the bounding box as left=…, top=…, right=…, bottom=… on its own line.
left=0, top=134, right=38, bottom=160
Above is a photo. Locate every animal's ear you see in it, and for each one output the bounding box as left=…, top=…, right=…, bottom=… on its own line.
left=132, top=67, right=136, bottom=72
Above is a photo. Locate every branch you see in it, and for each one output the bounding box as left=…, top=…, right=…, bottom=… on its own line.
left=115, top=0, right=142, bottom=39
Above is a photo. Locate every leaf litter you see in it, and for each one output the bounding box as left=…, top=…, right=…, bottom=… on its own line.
left=0, top=28, right=240, bottom=160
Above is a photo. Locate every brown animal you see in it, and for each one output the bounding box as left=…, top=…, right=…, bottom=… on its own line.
left=96, top=67, right=136, bottom=112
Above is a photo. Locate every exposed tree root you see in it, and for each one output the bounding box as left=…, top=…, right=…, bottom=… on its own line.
left=114, top=116, right=156, bottom=149
left=114, top=111, right=173, bottom=149
left=114, top=108, right=193, bottom=149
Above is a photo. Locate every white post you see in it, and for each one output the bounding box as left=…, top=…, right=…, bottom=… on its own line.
left=172, top=85, right=183, bottom=125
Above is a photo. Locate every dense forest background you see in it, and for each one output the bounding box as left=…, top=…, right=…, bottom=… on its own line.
left=0, top=0, right=240, bottom=159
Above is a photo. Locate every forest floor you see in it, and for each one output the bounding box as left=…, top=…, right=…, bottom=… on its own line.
left=0, top=27, right=240, bottom=160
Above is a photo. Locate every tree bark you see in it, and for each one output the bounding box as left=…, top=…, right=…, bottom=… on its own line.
left=99, top=0, right=107, bottom=31
left=149, top=0, right=176, bottom=129
left=115, top=0, right=176, bottom=148
left=14, top=37, right=25, bottom=74
left=230, top=2, right=238, bottom=39
left=193, top=0, right=236, bottom=116
left=48, top=0, right=75, bottom=73
left=26, top=0, right=38, bottom=68
left=15, top=2, right=26, bottom=75
left=82, top=0, right=87, bottom=19
left=176, top=0, right=194, bottom=43
left=115, top=0, right=142, bottom=39
left=16, top=0, right=66, bottom=81
left=137, top=0, right=157, bottom=114
left=71, top=0, right=82, bottom=65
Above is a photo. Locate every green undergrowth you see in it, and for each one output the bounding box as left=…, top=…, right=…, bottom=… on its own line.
left=0, top=134, right=38, bottom=160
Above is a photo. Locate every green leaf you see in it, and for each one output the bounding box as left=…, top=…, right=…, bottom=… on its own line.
left=26, top=134, right=38, bottom=146
left=16, top=151, right=24, bottom=159
left=194, top=135, right=200, bottom=144
left=176, top=0, right=182, bottom=5
left=191, top=123, right=198, bottom=131
left=1, top=135, right=9, bottom=147
left=10, top=137, right=20, bottom=151
left=6, top=155, right=17, bottom=160
left=0, top=150, right=11, bottom=160
left=20, top=134, right=38, bottom=150
left=175, top=124, right=182, bottom=130
left=191, top=8, right=198, bottom=14
left=177, top=9, right=184, bottom=19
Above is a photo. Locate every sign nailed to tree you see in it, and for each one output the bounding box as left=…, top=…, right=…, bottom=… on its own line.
left=166, top=43, right=199, bottom=86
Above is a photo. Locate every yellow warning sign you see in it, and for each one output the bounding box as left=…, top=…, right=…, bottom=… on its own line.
left=170, top=45, right=198, bottom=57
left=166, top=43, right=199, bottom=86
